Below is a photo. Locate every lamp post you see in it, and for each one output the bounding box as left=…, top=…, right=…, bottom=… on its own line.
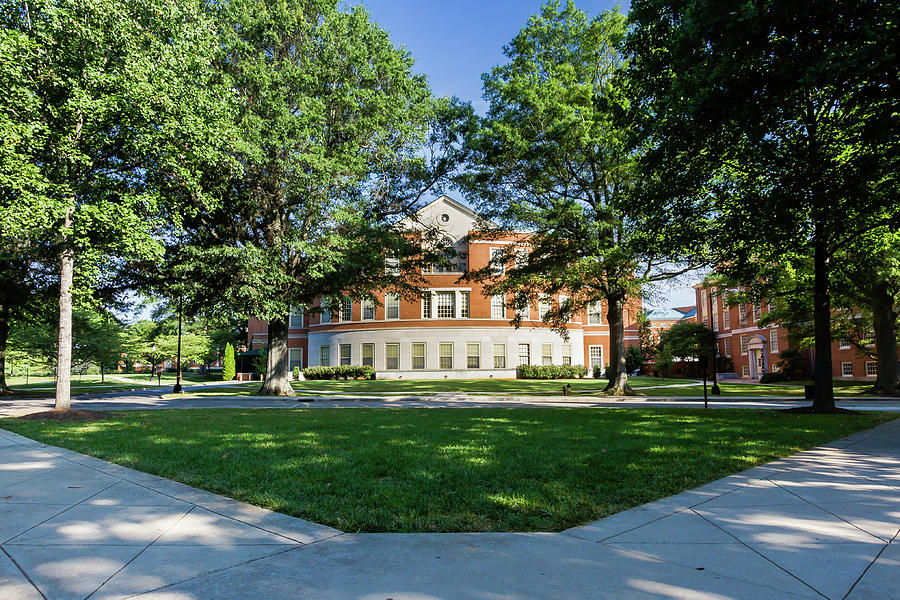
left=173, top=294, right=183, bottom=394
left=707, top=287, right=721, bottom=395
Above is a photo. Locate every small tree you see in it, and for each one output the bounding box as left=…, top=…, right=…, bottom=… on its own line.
left=222, top=343, right=236, bottom=381
left=655, top=346, right=674, bottom=380
left=625, top=345, right=644, bottom=375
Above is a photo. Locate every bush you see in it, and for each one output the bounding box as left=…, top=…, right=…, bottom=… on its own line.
left=592, top=364, right=604, bottom=379
left=625, top=345, right=644, bottom=374
left=760, top=371, right=789, bottom=383
left=517, top=364, right=589, bottom=379
left=222, top=343, right=236, bottom=381
left=303, top=365, right=376, bottom=380
left=293, top=366, right=301, bottom=380
left=774, top=349, right=807, bottom=380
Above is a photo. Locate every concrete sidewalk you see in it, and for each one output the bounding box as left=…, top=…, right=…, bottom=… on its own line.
left=1, top=419, right=898, bottom=599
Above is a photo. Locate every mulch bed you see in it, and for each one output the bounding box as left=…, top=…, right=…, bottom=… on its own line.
left=18, top=410, right=113, bottom=422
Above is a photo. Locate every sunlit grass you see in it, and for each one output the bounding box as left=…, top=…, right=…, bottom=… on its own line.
left=3, top=408, right=892, bottom=532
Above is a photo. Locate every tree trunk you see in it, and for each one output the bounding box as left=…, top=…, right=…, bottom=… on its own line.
left=0, top=302, right=11, bottom=395
left=871, top=280, right=900, bottom=395
left=258, top=317, right=292, bottom=395
left=811, top=231, right=836, bottom=411
left=55, top=223, right=75, bottom=411
left=604, top=294, right=636, bottom=396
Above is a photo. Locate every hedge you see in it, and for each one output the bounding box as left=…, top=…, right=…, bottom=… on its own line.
left=303, top=365, right=376, bottom=380
left=516, top=364, right=589, bottom=379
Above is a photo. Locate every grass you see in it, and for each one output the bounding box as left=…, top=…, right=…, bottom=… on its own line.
left=2, top=408, right=892, bottom=532
left=3, top=373, right=215, bottom=397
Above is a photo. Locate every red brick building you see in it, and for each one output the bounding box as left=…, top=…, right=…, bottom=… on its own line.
left=248, top=196, right=642, bottom=379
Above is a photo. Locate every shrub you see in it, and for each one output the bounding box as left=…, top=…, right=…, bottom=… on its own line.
left=517, top=364, right=588, bottom=379
left=774, top=349, right=807, bottom=380
left=251, top=348, right=267, bottom=377
left=592, top=364, right=604, bottom=379
left=293, top=366, right=301, bottom=380
left=222, top=343, right=236, bottom=381
left=760, top=371, right=789, bottom=383
left=303, top=365, right=375, bottom=380
left=625, top=345, right=644, bottom=374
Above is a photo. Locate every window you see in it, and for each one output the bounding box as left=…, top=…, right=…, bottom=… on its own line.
left=559, top=295, right=572, bottom=321
left=422, top=292, right=432, bottom=318
left=839, top=338, right=852, bottom=350
left=491, top=295, right=506, bottom=319
left=289, top=348, right=303, bottom=370
left=866, top=361, right=878, bottom=376
left=490, top=247, right=505, bottom=274
left=562, top=344, right=571, bottom=366
left=362, top=344, right=374, bottom=368
left=341, top=298, right=352, bottom=322
left=493, top=343, right=507, bottom=369
left=539, top=295, right=552, bottom=320
left=339, top=344, right=351, bottom=366
left=466, top=343, right=480, bottom=369
left=516, top=293, right=530, bottom=320
left=385, top=343, right=400, bottom=370
left=769, top=329, right=779, bottom=355
left=740, top=335, right=749, bottom=355
left=739, top=304, right=747, bottom=325
left=439, top=342, right=453, bottom=369
left=385, top=255, right=400, bottom=275
left=460, top=292, right=470, bottom=318
left=289, top=307, right=304, bottom=328
left=742, top=365, right=750, bottom=377
left=518, top=343, right=531, bottom=366
left=319, top=345, right=330, bottom=367
left=386, top=294, right=400, bottom=319
left=541, top=343, right=552, bottom=366
left=723, top=307, right=730, bottom=329
left=436, top=291, right=455, bottom=318
left=841, top=362, right=853, bottom=377
left=411, top=343, right=426, bottom=370
left=700, top=290, right=707, bottom=319
left=515, top=247, right=529, bottom=269
left=320, top=301, right=331, bottom=324
left=753, top=304, right=762, bottom=321
left=589, top=345, right=603, bottom=369
left=723, top=338, right=732, bottom=357
left=588, top=301, right=603, bottom=325
left=712, top=307, right=719, bottom=331
left=362, top=299, right=375, bottom=320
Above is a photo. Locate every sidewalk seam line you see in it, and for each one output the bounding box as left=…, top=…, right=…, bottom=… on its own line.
left=0, top=544, right=48, bottom=600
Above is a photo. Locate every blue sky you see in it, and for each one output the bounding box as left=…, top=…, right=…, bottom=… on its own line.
left=355, top=0, right=701, bottom=308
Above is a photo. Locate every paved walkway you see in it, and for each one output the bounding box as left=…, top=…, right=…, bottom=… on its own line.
left=1, top=419, right=898, bottom=599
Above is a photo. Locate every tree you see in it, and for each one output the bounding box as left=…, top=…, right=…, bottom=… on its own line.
left=625, top=345, right=644, bottom=374
left=184, top=0, right=462, bottom=395
left=463, top=1, right=701, bottom=396
left=222, top=343, right=236, bottom=382
left=658, top=321, right=714, bottom=362
left=0, top=0, right=233, bottom=409
left=72, top=309, right=123, bottom=382
left=627, top=0, right=900, bottom=411
left=655, top=345, right=674, bottom=380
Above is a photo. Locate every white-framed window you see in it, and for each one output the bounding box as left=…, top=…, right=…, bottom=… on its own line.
left=436, top=291, right=455, bottom=318
left=491, top=295, right=506, bottom=319
left=589, top=345, right=603, bottom=369
left=559, top=295, right=572, bottom=322
left=562, top=344, right=571, bottom=366
left=740, top=335, right=749, bottom=355
left=422, top=292, right=433, bottom=319
left=341, top=298, right=352, bottom=322
left=385, top=343, right=400, bottom=370
left=739, top=304, right=747, bottom=325
left=541, top=343, right=553, bottom=366
left=769, top=329, right=779, bottom=355
left=320, top=301, right=331, bottom=324
left=385, top=255, right=400, bottom=275
left=753, top=304, right=762, bottom=321
left=493, top=343, right=507, bottom=369
left=516, top=293, right=530, bottom=320
left=490, top=247, right=505, bottom=275
left=460, top=291, right=470, bottom=318
left=411, top=343, right=426, bottom=370
left=839, top=338, right=852, bottom=350
left=362, top=343, right=374, bottom=368
left=289, top=348, right=303, bottom=370
left=319, top=345, right=330, bottom=367
left=439, top=342, right=453, bottom=369
left=742, top=365, right=750, bottom=377
left=362, top=299, right=375, bottom=320
left=723, top=338, right=732, bottom=357
left=539, top=295, right=552, bottom=320
left=841, top=362, right=853, bottom=377
left=386, top=294, right=400, bottom=320
left=866, top=361, right=878, bottom=376
left=339, top=344, right=351, bottom=366
left=518, top=343, right=530, bottom=366
left=723, top=308, right=730, bottom=330
left=700, top=290, right=707, bottom=319
left=712, top=307, right=719, bottom=331
left=289, top=307, right=304, bottom=328
left=514, top=247, right=529, bottom=269
left=466, top=343, right=480, bottom=369
left=588, top=301, right=603, bottom=325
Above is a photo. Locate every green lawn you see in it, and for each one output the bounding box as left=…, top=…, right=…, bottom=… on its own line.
left=3, top=373, right=215, bottom=397
left=2, top=408, right=891, bottom=532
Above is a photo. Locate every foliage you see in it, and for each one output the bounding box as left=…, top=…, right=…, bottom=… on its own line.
left=292, top=366, right=301, bottom=381
left=760, top=372, right=789, bottom=384
left=251, top=348, right=268, bottom=378
left=303, top=365, right=376, bottom=380
left=516, top=364, right=589, bottom=380
left=4, top=408, right=890, bottom=532
left=657, top=321, right=714, bottom=361
left=222, top=343, right=236, bottom=381
left=654, top=345, right=674, bottom=379
left=625, top=345, right=644, bottom=374
left=774, top=349, right=808, bottom=381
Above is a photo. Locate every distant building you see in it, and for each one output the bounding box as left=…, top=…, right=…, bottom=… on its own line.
left=646, top=307, right=696, bottom=344
left=247, top=196, right=642, bottom=379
